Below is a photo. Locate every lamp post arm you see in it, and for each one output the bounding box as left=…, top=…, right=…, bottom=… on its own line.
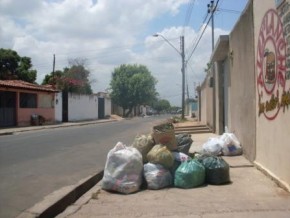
left=153, top=34, right=181, bottom=56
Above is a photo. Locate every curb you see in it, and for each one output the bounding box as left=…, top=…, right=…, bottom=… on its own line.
left=17, top=171, right=104, bottom=218
left=0, top=119, right=118, bottom=136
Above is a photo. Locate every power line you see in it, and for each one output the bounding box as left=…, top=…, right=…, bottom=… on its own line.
left=32, top=36, right=181, bottom=69
left=217, top=8, right=241, bottom=14
left=186, top=15, right=211, bottom=64
left=186, top=0, right=220, bottom=64
left=185, top=11, right=209, bottom=56
left=182, top=0, right=196, bottom=36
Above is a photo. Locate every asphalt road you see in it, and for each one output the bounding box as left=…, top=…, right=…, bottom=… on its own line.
left=0, top=115, right=170, bottom=218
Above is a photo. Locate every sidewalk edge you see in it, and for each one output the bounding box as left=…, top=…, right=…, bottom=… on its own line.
left=17, top=171, right=104, bottom=218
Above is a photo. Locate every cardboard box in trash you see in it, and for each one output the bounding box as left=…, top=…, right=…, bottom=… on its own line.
left=152, top=122, right=177, bottom=151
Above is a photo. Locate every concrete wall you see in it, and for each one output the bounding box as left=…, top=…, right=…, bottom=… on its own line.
left=54, top=92, right=62, bottom=123
left=200, top=79, right=208, bottom=124
left=253, top=0, right=290, bottom=191
left=200, top=75, right=214, bottom=126
left=104, top=97, right=111, bottom=117
left=228, top=0, right=256, bottom=161
left=68, top=93, right=98, bottom=121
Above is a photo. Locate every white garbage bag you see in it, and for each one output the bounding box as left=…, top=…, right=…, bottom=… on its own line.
left=102, top=142, right=143, bottom=194
left=144, top=163, right=172, bottom=190
left=172, top=152, right=191, bottom=162
left=220, top=133, right=242, bottom=156
left=202, top=137, right=224, bottom=155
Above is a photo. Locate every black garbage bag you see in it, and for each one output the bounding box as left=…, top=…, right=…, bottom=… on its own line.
left=197, top=154, right=230, bottom=185
left=175, top=134, right=193, bottom=154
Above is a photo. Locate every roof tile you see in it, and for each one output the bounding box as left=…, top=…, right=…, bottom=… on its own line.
left=0, top=80, right=58, bottom=92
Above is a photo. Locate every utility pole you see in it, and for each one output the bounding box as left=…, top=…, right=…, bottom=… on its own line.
left=208, top=0, right=216, bottom=132
left=52, top=54, right=55, bottom=88
left=153, top=33, right=186, bottom=119
left=208, top=0, right=215, bottom=52
left=180, top=35, right=185, bottom=120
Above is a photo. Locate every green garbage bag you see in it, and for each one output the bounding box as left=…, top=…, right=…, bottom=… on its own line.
left=174, top=159, right=205, bottom=188
left=198, top=155, right=230, bottom=185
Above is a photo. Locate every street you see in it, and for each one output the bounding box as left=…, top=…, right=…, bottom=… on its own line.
left=0, top=115, right=170, bottom=218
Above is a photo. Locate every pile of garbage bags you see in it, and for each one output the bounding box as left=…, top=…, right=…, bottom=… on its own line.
left=102, top=122, right=240, bottom=194
left=202, top=132, right=243, bottom=156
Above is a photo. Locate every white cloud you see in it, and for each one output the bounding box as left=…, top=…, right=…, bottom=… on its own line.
left=0, top=0, right=232, bottom=106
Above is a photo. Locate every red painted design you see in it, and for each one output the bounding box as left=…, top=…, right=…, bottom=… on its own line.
left=256, top=9, right=286, bottom=120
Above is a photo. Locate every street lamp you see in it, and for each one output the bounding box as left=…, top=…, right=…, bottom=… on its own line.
left=153, top=33, right=185, bottom=119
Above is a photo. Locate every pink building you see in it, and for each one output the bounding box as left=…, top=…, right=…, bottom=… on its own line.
left=0, top=80, right=57, bottom=127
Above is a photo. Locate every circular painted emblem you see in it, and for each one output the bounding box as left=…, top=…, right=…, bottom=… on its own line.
left=256, top=9, right=286, bottom=120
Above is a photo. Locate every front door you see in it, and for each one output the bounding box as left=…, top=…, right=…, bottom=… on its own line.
left=98, top=97, right=105, bottom=119
left=0, top=91, right=16, bottom=127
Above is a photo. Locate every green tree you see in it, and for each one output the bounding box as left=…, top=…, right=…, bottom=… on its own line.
left=204, top=62, right=212, bottom=75
left=17, top=57, right=37, bottom=83
left=110, top=64, right=157, bottom=117
left=42, top=58, right=93, bottom=94
left=152, top=99, right=171, bottom=113
left=42, top=70, right=63, bottom=85
left=0, top=48, right=37, bottom=83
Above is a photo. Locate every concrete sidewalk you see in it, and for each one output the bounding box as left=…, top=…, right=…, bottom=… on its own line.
left=0, top=115, right=122, bottom=136
left=56, top=132, right=290, bottom=218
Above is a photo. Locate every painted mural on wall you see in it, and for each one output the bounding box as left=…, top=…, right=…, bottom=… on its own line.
left=256, top=2, right=290, bottom=120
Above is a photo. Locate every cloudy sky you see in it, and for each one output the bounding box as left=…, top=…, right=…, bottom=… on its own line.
left=0, top=0, right=248, bottom=106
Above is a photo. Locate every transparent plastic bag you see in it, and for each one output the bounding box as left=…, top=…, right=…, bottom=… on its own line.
left=144, top=163, right=172, bottom=190
left=220, top=133, right=242, bottom=156
left=102, top=142, right=143, bottom=194
left=202, top=137, right=224, bottom=155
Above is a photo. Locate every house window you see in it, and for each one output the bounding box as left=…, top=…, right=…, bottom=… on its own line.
left=20, top=93, right=37, bottom=108
left=39, top=94, right=53, bottom=108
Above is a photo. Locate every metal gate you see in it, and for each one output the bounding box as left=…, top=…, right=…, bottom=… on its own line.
left=0, top=91, right=16, bottom=127
left=62, top=91, right=68, bottom=122
left=98, top=97, right=105, bottom=119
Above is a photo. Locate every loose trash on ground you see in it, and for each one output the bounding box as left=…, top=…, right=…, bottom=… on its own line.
left=102, top=120, right=242, bottom=194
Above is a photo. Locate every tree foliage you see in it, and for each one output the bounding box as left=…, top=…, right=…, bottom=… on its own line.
left=204, top=62, right=212, bottom=74
left=110, top=64, right=157, bottom=117
left=152, top=99, right=171, bottom=113
left=0, top=48, right=37, bottom=83
left=42, top=58, right=93, bottom=94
